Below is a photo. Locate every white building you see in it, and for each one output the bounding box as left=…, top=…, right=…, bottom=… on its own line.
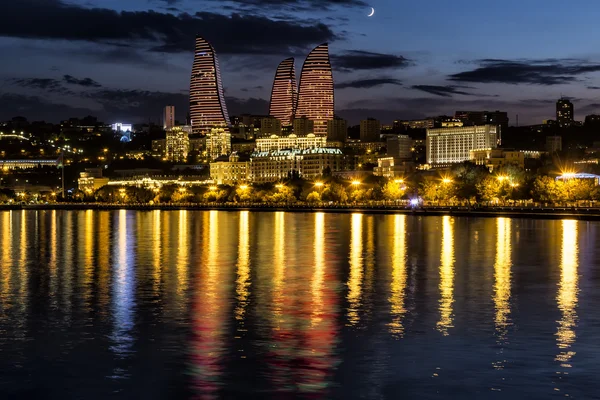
left=426, top=124, right=498, bottom=165
left=205, top=128, right=232, bottom=160
left=255, top=133, right=327, bottom=152
left=166, top=126, right=191, bottom=162
left=210, top=153, right=250, bottom=185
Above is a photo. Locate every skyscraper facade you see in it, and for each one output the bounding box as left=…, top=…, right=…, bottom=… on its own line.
left=556, top=98, right=574, bottom=128
left=190, top=36, right=230, bottom=135
left=269, top=58, right=297, bottom=126
left=163, top=106, right=175, bottom=130
left=296, top=44, right=334, bottom=136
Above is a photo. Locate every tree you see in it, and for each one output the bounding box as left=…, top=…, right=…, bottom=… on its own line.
left=306, top=191, right=322, bottom=203
left=382, top=180, right=405, bottom=201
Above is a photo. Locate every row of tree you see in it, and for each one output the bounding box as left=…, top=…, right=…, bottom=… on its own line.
left=58, top=163, right=600, bottom=206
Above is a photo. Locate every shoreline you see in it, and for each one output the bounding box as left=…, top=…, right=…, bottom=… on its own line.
left=2, top=203, right=600, bottom=220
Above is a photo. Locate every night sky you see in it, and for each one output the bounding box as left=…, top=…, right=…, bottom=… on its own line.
left=3, top=0, right=600, bottom=125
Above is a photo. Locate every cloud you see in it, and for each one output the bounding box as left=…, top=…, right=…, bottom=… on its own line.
left=63, top=75, right=102, bottom=88
left=332, top=50, right=410, bottom=71
left=0, top=93, right=96, bottom=122
left=449, top=58, right=600, bottom=85
left=10, top=77, right=75, bottom=95
left=1, top=0, right=337, bottom=55
left=411, top=85, right=475, bottom=97
left=205, top=0, right=367, bottom=12
left=225, top=97, right=269, bottom=116
left=588, top=86, right=600, bottom=90
left=336, top=78, right=402, bottom=89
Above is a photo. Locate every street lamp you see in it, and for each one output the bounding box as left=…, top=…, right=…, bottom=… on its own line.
left=314, top=182, right=324, bottom=188
left=352, top=181, right=361, bottom=186
left=394, top=179, right=404, bottom=184
left=442, top=178, right=452, bottom=184
left=276, top=184, right=284, bottom=190
left=209, top=186, right=217, bottom=191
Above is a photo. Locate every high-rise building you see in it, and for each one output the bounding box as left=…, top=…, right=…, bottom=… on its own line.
left=163, top=106, right=175, bottom=130
left=166, top=126, right=191, bottom=163
left=327, top=117, right=347, bottom=143
left=269, top=58, right=297, bottom=126
left=546, top=135, right=562, bottom=153
left=296, top=43, right=334, bottom=136
left=386, top=135, right=412, bottom=160
left=360, top=118, right=381, bottom=142
left=293, top=117, right=314, bottom=136
left=190, top=36, right=230, bottom=135
left=260, top=117, right=282, bottom=137
left=556, top=98, right=574, bottom=128
left=426, top=125, right=499, bottom=164
left=205, top=128, right=231, bottom=160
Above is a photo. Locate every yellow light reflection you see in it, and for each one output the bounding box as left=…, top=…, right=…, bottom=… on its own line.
left=273, top=212, right=285, bottom=322
left=437, top=216, right=455, bottom=335
left=347, top=213, right=363, bottom=326
left=388, top=214, right=407, bottom=337
left=235, top=211, right=250, bottom=322
left=311, top=212, right=325, bottom=326
left=556, top=220, right=579, bottom=368
left=0, top=212, right=12, bottom=316
left=176, top=210, right=189, bottom=295
left=152, top=210, right=162, bottom=295
left=494, top=218, right=512, bottom=337
left=83, top=210, right=94, bottom=310
left=97, top=212, right=110, bottom=314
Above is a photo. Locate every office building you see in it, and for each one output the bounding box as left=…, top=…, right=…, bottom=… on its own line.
left=163, top=106, right=175, bottom=130
left=426, top=125, right=499, bottom=165
left=260, top=117, right=283, bottom=137
left=393, top=119, right=435, bottom=130
left=327, top=117, right=347, bottom=142
left=546, top=135, right=562, bottom=153
left=78, top=168, right=109, bottom=192
left=386, top=135, right=412, bottom=160
left=205, top=128, right=231, bottom=160
left=360, top=118, right=381, bottom=142
left=296, top=43, right=334, bottom=136
left=293, top=117, right=314, bottom=136
left=556, top=98, right=574, bottom=128
left=165, top=126, right=191, bottom=162
left=255, top=133, right=326, bottom=152
left=268, top=58, right=297, bottom=126
left=152, top=139, right=167, bottom=158
left=210, top=153, right=250, bottom=185
left=470, top=148, right=525, bottom=171
left=190, top=36, right=230, bottom=135
left=455, top=110, right=509, bottom=130
left=373, top=157, right=415, bottom=178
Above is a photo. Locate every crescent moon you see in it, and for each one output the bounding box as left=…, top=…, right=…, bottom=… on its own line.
left=368, top=7, right=375, bottom=17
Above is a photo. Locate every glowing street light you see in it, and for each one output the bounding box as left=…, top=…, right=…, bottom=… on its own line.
left=394, top=179, right=404, bottom=184
left=240, top=185, right=249, bottom=190
left=275, top=184, right=285, bottom=190
left=209, top=186, right=218, bottom=191
left=442, top=178, right=452, bottom=184
left=314, top=182, right=324, bottom=188
left=497, top=176, right=508, bottom=182
left=351, top=181, right=361, bottom=186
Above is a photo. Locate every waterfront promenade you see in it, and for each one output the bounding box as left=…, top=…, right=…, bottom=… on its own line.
left=3, top=202, right=600, bottom=220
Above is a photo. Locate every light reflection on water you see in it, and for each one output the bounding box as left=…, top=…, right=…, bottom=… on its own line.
left=0, top=210, right=599, bottom=399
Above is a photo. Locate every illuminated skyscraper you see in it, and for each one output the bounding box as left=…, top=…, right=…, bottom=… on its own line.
left=163, top=106, right=175, bottom=130
left=556, top=98, right=574, bottom=128
left=190, top=36, right=230, bottom=135
left=296, top=43, right=334, bottom=136
left=269, top=58, right=297, bottom=126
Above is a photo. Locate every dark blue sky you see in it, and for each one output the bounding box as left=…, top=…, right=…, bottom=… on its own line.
left=2, top=0, right=600, bottom=125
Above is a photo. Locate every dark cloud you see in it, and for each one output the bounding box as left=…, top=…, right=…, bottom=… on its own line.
left=0, top=93, right=96, bottom=122
left=225, top=97, right=269, bottom=116
left=205, top=0, right=367, bottom=12
left=588, top=86, right=600, bottom=90
left=449, top=58, right=600, bottom=85
left=411, top=85, right=475, bottom=97
left=336, top=78, right=402, bottom=89
left=10, top=77, right=75, bottom=95
left=332, top=50, right=410, bottom=71
left=1, top=0, right=336, bottom=55
left=63, top=75, right=102, bottom=88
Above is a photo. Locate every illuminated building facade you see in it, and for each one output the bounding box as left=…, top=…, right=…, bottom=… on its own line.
left=163, top=106, right=175, bottom=130
left=0, top=158, right=59, bottom=170
left=210, top=153, right=250, bottom=185
left=386, top=135, right=412, bottom=160
left=205, top=128, right=231, bottom=160
left=556, top=98, right=574, bottom=128
left=78, top=168, right=109, bottom=192
left=166, top=126, right=191, bottom=162
left=296, top=43, right=334, bottom=136
left=255, top=133, right=326, bottom=152
left=470, top=148, right=525, bottom=171
left=426, top=125, right=499, bottom=165
left=190, top=36, right=230, bottom=135
left=268, top=58, right=297, bottom=126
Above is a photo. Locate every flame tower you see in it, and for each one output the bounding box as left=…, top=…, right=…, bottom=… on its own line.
left=190, top=36, right=230, bottom=135
left=269, top=58, right=297, bottom=126
left=296, top=43, right=334, bottom=136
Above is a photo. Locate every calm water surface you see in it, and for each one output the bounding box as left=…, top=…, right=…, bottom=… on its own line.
left=1, top=210, right=600, bottom=399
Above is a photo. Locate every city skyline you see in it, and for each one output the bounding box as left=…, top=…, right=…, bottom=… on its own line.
left=4, top=0, right=600, bottom=124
